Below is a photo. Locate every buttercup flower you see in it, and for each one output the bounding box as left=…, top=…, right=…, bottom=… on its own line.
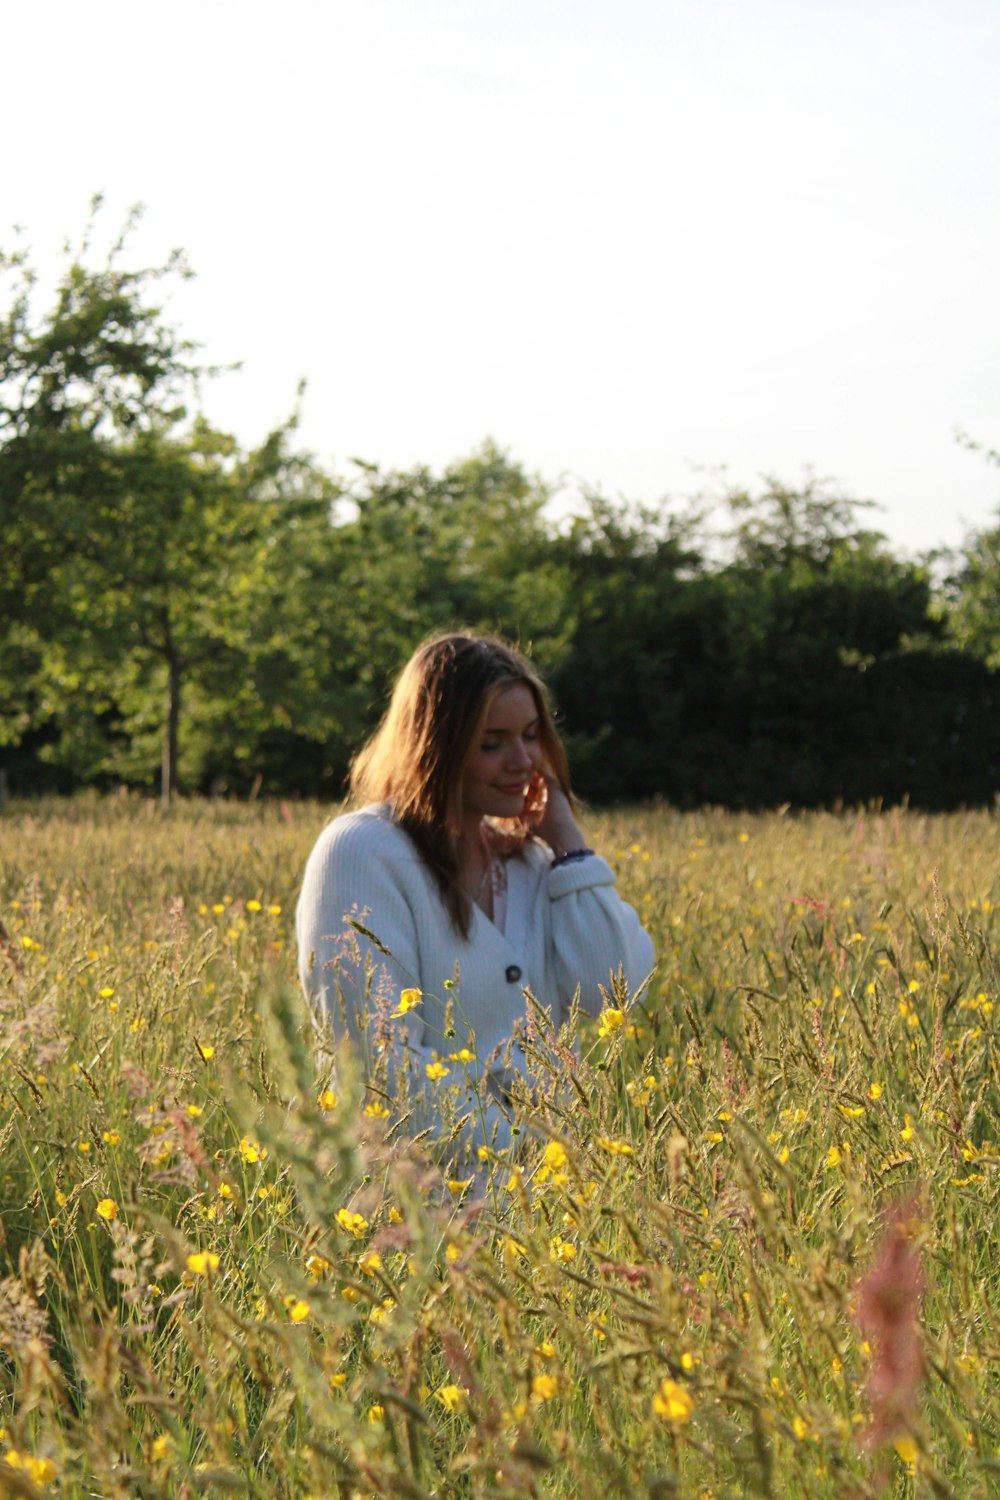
left=2, top=1450, right=57, bottom=1486
left=336, top=1208, right=369, bottom=1238
left=537, top=1140, right=569, bottom=1183
left=392, top=988, right=422, bottom=1017
left=239, top=1135, right=264, bottom=1164
left=435, top=1383, right=468, bottom=1413
left=653, top=1378, right=694, bottom=1425
left=187, top=1251, right=221, bottom=1276
left=597, top=1007, right=626, bottom=1039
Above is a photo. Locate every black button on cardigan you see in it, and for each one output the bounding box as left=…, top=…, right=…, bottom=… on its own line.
left=505, top=964, right=522, bottom=983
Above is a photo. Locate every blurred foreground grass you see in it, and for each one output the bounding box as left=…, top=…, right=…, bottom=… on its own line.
left=0, top=795, right=997, bottom=1498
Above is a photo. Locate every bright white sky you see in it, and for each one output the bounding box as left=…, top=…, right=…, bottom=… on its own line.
left=6, top=0, right=999, bottom=556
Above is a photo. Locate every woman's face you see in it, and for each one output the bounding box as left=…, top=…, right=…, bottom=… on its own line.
left=461, top=681, right=544, bottom=823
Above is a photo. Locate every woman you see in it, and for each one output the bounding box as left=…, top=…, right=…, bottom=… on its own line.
left=296, top=633, right=654, bottom=1154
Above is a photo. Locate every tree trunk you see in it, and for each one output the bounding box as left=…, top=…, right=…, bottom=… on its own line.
left=162, top=649, right=181, bottom=807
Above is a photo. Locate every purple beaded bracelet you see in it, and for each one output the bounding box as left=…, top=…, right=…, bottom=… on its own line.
left=551, top=847, right=595, bottom=867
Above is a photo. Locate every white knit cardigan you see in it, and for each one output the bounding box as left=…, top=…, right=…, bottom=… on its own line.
left=295, top=804, right=655, bottom=1148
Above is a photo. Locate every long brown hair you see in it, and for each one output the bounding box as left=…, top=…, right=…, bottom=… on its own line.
left=350, top=633, right=572, bottom=936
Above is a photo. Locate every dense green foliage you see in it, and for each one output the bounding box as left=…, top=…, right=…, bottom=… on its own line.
left=3, top=211, right=1000, bottom=808
left=0, top=798, right=998, bottom=1496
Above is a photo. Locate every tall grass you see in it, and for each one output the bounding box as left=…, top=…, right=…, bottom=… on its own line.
left=0, top=796, right=997, bottom=1497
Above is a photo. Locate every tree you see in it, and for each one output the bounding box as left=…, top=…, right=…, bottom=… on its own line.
left=0, top=203, right=334, bottom=801
left=543, top=489, right=703, bottom=800
left=944, top=434, right=1000, bottom=667
left=332, top=441, right=574, bottom=702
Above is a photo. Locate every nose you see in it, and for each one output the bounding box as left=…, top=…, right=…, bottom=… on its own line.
left=507, top=737, right=535, bottom=771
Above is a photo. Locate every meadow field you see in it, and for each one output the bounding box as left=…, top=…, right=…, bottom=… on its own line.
left=0, top=797, right=997, bottom=1499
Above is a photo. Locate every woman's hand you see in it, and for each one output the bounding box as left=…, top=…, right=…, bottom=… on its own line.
left=523, top=771, right=586, bottom=857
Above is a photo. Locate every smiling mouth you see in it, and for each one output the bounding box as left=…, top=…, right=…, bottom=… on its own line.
left=496, top=783, right=527, bottom=794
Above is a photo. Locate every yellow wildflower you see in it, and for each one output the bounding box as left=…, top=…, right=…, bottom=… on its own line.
left=367, top=1405, right=384, bottom=1424
left=536, top=1140, right=569, bottom=1182
left=425, top=1060, right=450, bottom=1081
left=287, top=1299, right=310, bottom=1323
left=246, top=899, right=262, bottom=912
left=549, top=1236, right=576, bottom=1263
left=652, top=1378, right=694, bottom=1425
left=186, top=1251, right=220, bottom=1277
left=392, top=987, right=422, bottom=1017
left=318, top=1089, right=337, bottom=1111
left=531, top=1373, right=558, bottom=1402
left=447, top=1177, right=473, bottom=1196
left=894, top=1435, right=918, bottom=1465
left=336, top=1208, right=369, bottom=1238
left=597, top=1007, right=626, bottom=1038
left=238, top=1135, right=264, bottom=1164
left=597, top=1136, right=634, bottom=1155
left=435, top=1383, right=468, bottom=1413
left=2, top=1451, right=57, bottom=1485
left=96, top=1198, right=118, bottom=1221
left=359, top=1249, right=382, bottom=1274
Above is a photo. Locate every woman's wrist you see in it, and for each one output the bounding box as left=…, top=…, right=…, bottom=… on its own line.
left=546, top=823, right=587, bottom=858
left=551, top=845, right=595, bottom=867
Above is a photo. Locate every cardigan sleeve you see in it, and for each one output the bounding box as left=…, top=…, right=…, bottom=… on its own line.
left=295, top=811, right=519, bottom=1153
left=544, top=853, right=655, bottom=1020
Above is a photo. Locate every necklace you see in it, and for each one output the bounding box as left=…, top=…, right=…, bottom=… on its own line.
left=463, top=828, right=507, bottom=911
